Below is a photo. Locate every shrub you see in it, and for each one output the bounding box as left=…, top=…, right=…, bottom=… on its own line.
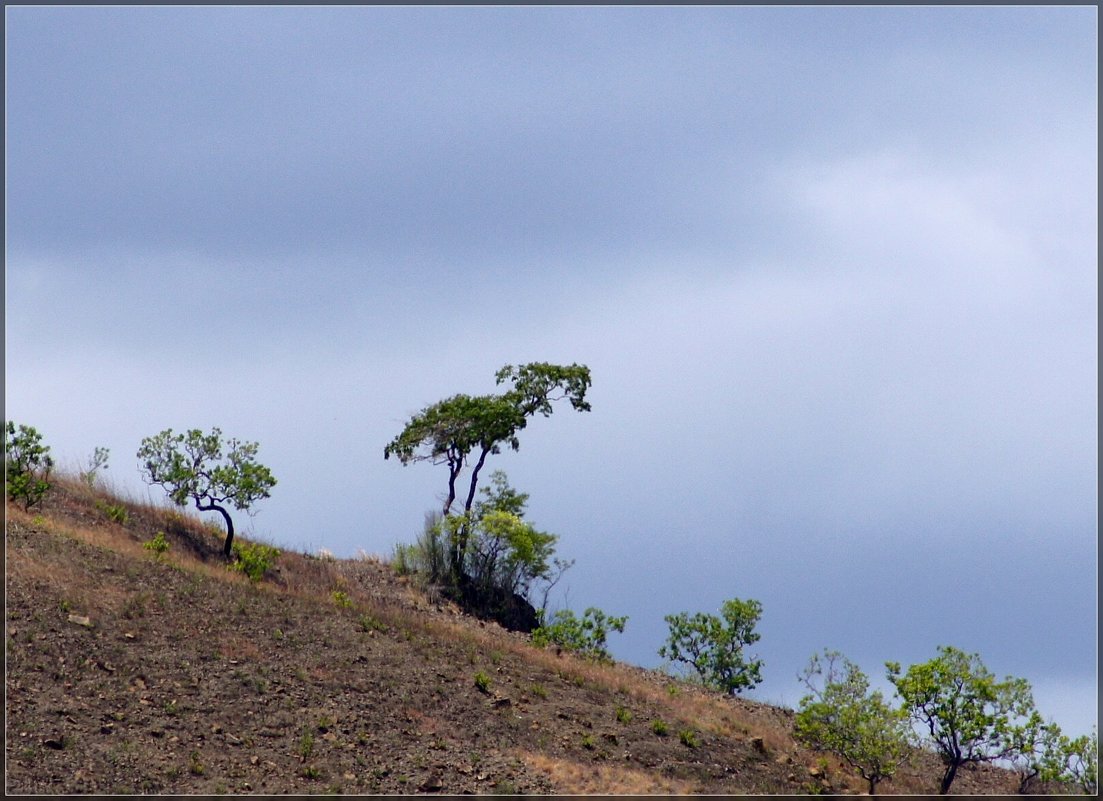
left=332, top=590, right=352, bottom=608
left=143, top=532, right=170, bottom=557
left=532, top=606, right=628, bottom=662
left=80, top=446, right=110, bottom=488
left=474, top=671, right=492, bottom=694
left=651, top=719, right=669, bottom=737
left=678, top=729, right=700, bottom=748
left=615, top=705, right=633, bottom=724
left=96, top=500, right=130, bottom=525
left=659, top=597, right=764, bottom=695
left=4, top=421, right=54, bottom=510
left=230, top=541, right=281, bottom=582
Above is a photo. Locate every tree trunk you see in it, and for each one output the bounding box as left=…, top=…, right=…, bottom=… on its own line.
left=939, top=762, right=959, bottom=795
left=197, top=501, right=235, bottom=559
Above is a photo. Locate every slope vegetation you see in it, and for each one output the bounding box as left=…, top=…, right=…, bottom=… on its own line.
left=5, top=477, right=1023, bottom=794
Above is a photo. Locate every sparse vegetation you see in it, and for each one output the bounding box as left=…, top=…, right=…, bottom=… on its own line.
left=4, top=451, right=1087, bottom=796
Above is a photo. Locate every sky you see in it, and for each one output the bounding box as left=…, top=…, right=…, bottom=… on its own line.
left=5, top=6, right=1097, bottom=738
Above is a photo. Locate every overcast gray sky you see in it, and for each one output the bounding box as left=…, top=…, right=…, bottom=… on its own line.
left=5, top=6, right=1097, bottom=737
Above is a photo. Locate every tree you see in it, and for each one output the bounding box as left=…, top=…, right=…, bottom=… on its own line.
left=1059, top=729, right=1098, bottom=795
left=384, top=362, right=591, bottom=577
left=1024, top=726, right=1099, bottom=795
left=794, top=649, right=913, bottom=795
left=659, top=597, right=764, bottom=695
left=886, top=645, right=1042, bottom=795
left=4, top=421, right=54, bottom=510
left=533, top=607, right=628, bottom=662
left=137, top=427, right=277, bottom=558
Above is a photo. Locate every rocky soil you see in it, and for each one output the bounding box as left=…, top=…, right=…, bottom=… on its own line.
left=5, top=478, right=1035, bottom=794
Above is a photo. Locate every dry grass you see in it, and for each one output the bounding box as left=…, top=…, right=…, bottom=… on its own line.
left=516, top=750, right=699, bottom=794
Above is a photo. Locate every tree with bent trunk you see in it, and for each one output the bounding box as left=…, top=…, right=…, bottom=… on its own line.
left=137, top=427, right=276, bottom=558
left=384, top=362, right=591, bottom=579
left=886, top=645, right=1042, bottom=795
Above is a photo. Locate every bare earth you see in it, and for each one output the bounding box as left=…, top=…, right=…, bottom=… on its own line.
left=5, top=478, right=1037, bottom=795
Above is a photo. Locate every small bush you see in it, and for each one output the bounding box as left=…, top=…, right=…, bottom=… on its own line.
left=95, top=500, right=130, bottom=525
left=679, top=729, right=700, bottom=749
left=80, top=446, right=110, bottom=488
left=615, top=705, right=633, bottom=724
left=332, top=590, right=352, bottom=608
left=532, top=606, right=628, bottom=662
left=651, top=719, right=669, bottom=737
left=231, top=541, right=280, bottom=582
left=474, top=671, right=492, bottom=694
left=4, top=421, right=54, bottom=510
left=358, top=614, right=386, bottom=633
left=144, top=532, right=170, bottom=557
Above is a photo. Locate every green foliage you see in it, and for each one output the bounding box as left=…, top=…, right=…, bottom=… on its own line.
left=332, top=590, right=352, bottom=608
left=794, top=649, right=913, bottom=795
left=615, top=705, right=633, bottom=724
left=473, top=671, right=492, bottom=694
left=659, top=597, right=764, bottom=696
left=96, top=500, right=130, bottom=525
left=137, top=427, right=276, bottom=557
left=886, top=645, right=1043, bottom=794
left=358, top=614, right=387, bottom=634
left=230, top=541, right=280, bottom=582
left=143, top=531, right=170, bottom=557
left=1015, top=724, right=1099, bottom=795
left=384, top=362, right=590, bottom=576
left=532, top=606, right=628, bottom=662
left=80, top=446, right=110, bottom=488
left=678, top=729, right=700, bottom=748
left=1059, top=729, right=1098, bottom=795
left=4, top=421, right=54, bottom=510
left=394, top=473, right=573, bottom=631
left=651, top=719, right=669, bottom=737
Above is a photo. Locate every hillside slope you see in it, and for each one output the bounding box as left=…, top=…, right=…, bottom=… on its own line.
left=5, top=478, right=1025, bottom=795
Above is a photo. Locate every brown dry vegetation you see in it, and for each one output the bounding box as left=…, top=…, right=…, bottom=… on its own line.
left=5, top=475, right=1043, bottom=794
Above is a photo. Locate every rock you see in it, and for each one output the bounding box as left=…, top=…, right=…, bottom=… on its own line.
left=418, top=773, right=444, bottom=792
left=67, top=614, right=92, bottom=628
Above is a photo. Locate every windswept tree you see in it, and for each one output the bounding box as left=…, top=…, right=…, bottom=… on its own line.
left=384, top=362, right=591, bottom=577
left=886, top=645, right=1043, bottom=795
left=138, top=427, right=277, bottom=558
